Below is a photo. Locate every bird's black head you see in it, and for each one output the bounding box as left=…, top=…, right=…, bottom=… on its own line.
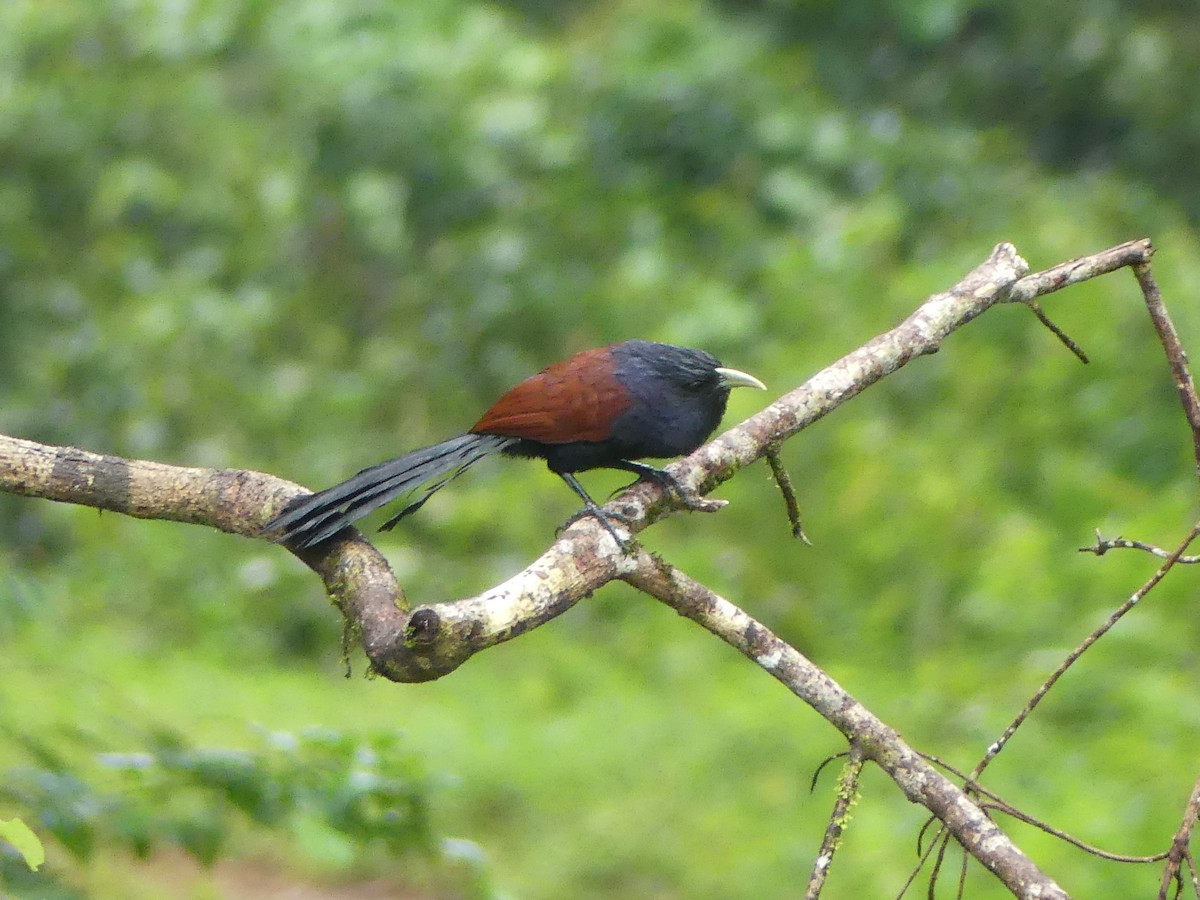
left=608, top=340, right=765, bottom=459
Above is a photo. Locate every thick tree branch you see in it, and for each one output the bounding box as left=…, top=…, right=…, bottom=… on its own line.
left=0, top=432, right=630, bottom=680
left=1, top=239, right=1157, bottom=684
left=0, top=435, right=282, bottom=535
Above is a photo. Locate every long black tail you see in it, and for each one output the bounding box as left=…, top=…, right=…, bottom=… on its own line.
left=265, top=433, right=516, bottom=548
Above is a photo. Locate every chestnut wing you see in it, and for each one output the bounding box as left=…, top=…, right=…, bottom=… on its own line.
left=471, top=346, right=631, bottom=444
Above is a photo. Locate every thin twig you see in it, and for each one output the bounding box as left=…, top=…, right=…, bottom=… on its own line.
left=805, top=743, right=865, bottom=900
left=923, top=753, right=1168, bottom=864
left=1025, top=299, right=1090, bottom=363
left=978, top=802, right=1168, bottom=865
left=1185, top=851, right=1200, bottom=896
left=972, top=521, right=1200, bottom=779
left=928, top=831, right=952, bottom=900
left=766, top=443, right=809, bottom=543
left=1079, top=529, right=1200, bottom=563
left=956, top=842, right=970, bottom=899
left=895, top=820, right=948, bottom=900
left=1005, top=238, right=1151, bottom=304
left=810, top=752, right=850, bottom=792
left=1134, top=261, right=1200, bottom=478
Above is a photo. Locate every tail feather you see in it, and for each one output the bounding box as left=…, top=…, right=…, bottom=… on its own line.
left=265, top=433, right=515, bottom=548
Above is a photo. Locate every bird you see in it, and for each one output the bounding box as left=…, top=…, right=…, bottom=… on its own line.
left=265, top=339, right=766, bottom=549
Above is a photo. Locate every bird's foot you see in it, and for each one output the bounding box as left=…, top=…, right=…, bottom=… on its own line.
left=627, top=468, right=727, bottom=514
left=557, top=506, right=638, bottom=553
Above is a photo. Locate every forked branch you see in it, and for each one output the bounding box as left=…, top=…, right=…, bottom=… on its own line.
left=0, top=238, right=1164, bottom=898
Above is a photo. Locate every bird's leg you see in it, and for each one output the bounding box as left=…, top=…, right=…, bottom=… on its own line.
left=556, top=472, right=636, bottom=550
left=610, top=461, right=725, bottom=513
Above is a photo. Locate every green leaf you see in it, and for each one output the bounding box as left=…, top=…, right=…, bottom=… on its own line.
left=0, top=817, right=45, bottom=871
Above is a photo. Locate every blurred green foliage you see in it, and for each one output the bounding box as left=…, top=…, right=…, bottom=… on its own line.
left=0, top=816, right=44, bottom=872
left=0, top=722, right=489, bottom=898
left=2, top=726, right=438, bottom=866
left=2, top=0, right=1200, bottom=897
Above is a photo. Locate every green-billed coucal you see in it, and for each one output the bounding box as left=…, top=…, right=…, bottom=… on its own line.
left=265, top=340, right=765, bottom=548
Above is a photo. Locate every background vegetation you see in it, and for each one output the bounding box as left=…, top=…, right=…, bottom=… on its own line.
left=3, top=0, right=1200, bottom=896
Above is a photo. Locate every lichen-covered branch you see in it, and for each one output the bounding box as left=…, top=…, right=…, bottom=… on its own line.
left=0, top=239, right=1153, bottom=685
left=0, top=434, right=283, bottom=536
left=0, top=431, right=631, bottom=681
left=805, top=743, right=864, bottom=900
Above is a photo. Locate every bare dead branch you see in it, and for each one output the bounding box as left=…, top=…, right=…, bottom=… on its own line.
left=1079, top=529, right=1200, bottom=563
left=3, top=240, right=1154, bottom=682
left=1134, top=261, right=1200, bottom=479
left=1004, top=238, right=1152, bottom=304
left=971, top=520, right=1200, bottom=780
left=1159, top=776, right=1200, bottom=900
left=623, top=553, right=1069, bottom=899
left=0, top=433, right=637, bottom=680
left=0, top=434, right=286, bottom=536
left=2, top=238, right=1148, bottom=686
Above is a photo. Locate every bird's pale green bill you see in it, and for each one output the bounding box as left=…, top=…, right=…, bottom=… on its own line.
left=715, top=367, right=767, bottom=391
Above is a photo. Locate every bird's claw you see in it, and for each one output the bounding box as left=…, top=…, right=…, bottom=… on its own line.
left=633, top=469, right=726, bottom=514
left=675, top=494, right=727, bottom=513
left=557, top=507, right=638, bottom=553
left=558, top=507, right=632, bottom=532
